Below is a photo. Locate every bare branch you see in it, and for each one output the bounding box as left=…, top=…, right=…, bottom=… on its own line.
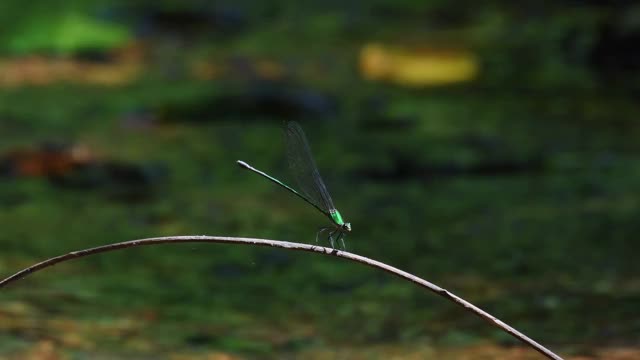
left=0, top=236, right=563, bottom=360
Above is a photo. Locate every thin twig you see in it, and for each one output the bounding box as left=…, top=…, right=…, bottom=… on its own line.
left=0, top=236, right=563, bottom=360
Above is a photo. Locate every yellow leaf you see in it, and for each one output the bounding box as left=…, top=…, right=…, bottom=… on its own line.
left=360, top=43, right=479, bottom=87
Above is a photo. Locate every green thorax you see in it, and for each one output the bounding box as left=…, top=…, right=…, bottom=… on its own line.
left=330, top=209, right=345, bottom=226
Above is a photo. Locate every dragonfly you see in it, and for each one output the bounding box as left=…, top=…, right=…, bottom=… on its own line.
left=237, top=121, right=351, bottom=249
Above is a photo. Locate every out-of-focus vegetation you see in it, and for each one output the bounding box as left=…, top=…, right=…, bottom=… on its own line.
left=1, top=0, right=639, bottom=358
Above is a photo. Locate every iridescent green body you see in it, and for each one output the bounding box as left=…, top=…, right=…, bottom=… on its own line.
left=238, top=160, right=352, bottom=249
left=330, top=210, right=345, bottom=226
left=237, top=121, right=351, bottom=249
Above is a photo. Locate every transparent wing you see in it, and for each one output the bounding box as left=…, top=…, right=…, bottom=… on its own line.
left=285, top=121, right=335, bottom=214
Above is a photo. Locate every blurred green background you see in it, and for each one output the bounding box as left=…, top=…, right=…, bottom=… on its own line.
left=1, top=1, right=639, bottom=359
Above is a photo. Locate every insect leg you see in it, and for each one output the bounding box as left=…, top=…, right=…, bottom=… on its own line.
left=316, top=227, right=331, bottom=243
left=327, top=229, right=338, bottom=249
left=338, top=232, right=346, bottom=250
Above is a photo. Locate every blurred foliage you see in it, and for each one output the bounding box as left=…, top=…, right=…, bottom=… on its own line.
left=0, top=0, right=639, bottom=358
left=5, top=12, right=130, bottom=54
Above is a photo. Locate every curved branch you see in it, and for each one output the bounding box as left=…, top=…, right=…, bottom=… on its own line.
left=0, top=236, right=563, bottom=360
